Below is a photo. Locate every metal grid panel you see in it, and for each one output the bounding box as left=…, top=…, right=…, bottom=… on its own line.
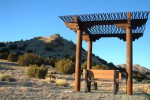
left=87, top=24, right=146, bottom=34
left=59, top=11, right=150, bottom=22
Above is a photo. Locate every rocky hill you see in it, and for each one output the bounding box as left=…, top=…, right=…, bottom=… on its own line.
left=0, top=34, right=109, bottom=66
left=1, top=34, right=150, bottom=75
left=0, top=34, right=150, bottom=80
left=117, top=64, right=150, bottom=75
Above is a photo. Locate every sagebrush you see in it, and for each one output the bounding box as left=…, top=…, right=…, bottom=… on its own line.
left=55, top=79, right=67, bottom=86
left=7, top=53, right=18, bottom=62
left=0, top=73, right=15, bottom=82
left=27, top=64, right=48, bottom=79
left=18, top=53, right=44, bottom=66
left=55, top=59, right=75, bottom=74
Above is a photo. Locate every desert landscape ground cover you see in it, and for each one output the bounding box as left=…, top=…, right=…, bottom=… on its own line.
left=0, top=59, right=150, bottom=100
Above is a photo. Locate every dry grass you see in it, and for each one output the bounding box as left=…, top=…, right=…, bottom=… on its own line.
left=46, top=77, right=55, bottom=83
left=0, top=73, right=15, bottom=82
left=55, top=79, right=67, bottom=86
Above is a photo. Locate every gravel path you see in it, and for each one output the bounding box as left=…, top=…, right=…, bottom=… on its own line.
left=0, top=86, right=150, bottom=100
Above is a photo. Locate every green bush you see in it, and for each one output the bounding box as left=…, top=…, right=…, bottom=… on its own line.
left=7, top=53, right=18, bottom=62
left=23, top=43, right=28, bottom=47
left=37, top=65, right=48, bottom=79
left=0, top=42, right=6, bottom=47
left=27, top=49, right=33, bottom=53
left=17, top=53, right=44, bottom=66
left=9, top=44, right=18, bottom=50
left=0, top=48, right=10, bottom=53
left=45, top=44, right=52, bottom=51
left=27, top=65, right=48, bottom=79
left=0, top=73, right=15, bottom=82
left=47, top=71, right=56, bottom=79
left=0, top=53, right=9, bottom=59
left=147, top=80, right=150, bottom=83
left=92, top=64, right=110, bottom=70
left=55, top=59, right=75, bottom=74
left=44, top=58, right=55, bottom=67
left=27, top=65, right=39, bottom=78
left=18, top=46, right=25, bottom=50
left=147, top=75, right=150, bottom=79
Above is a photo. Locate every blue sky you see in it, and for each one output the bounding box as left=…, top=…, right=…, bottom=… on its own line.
left=0, top=0, right=150, bottom=69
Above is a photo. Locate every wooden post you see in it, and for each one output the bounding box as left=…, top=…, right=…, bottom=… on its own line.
left=87, top=40, right=92, bottom=92
left=74, top=29, right=82, bottom=91
left=126, top=12, right=133, bottom=95
left=114, top=70, right=117, bottom=94
left=84, top=69, right=88, bottom=92
left=87, top=41, right=92, bottom=69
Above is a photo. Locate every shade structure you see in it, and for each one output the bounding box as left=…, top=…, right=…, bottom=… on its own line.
left=59, top=11, right=149, bottom=41
left=59, top=11, right=150, bottom=95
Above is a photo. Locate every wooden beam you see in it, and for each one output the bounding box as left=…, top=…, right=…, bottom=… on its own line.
left=65, top=22, right=78, bottom=31
left=126, top=12, right=133, bottom=95
left=87, top=41, right=92, bottom=69
left=74, top=29, right=82, bottom=91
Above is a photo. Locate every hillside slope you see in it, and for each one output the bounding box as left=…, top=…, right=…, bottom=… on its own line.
left=0, top=34, right=108, bottom=66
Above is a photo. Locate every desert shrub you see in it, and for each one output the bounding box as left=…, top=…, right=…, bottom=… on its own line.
left=45, top=44, right=52, bottom=51
left=65, top=55, right=75, bottom=61
left=18, top=53, right=44, bottom=66
left=27, top=65, right=48, bottom=79
left=46, top=78, right=55, bottom=83
left=0, top=53, right=9, bottom=59
left=0, top=42, right=6, bottom=47
left=0, top=73, right=15, bottom=82
left=55, top=79, right=67, bottom=86
left=23, top=43, right=28, bottom=47
left=33, top=36, right=42, bottom=39
left=18, top=46, right=25, bottom=50
left=46, top=71, right=56, bottom=83
left=47, top=71, right=56, bottom=79
left=27, top=65, right=39, bottom=78
left=55, top=59, right=75, bottom=74
left=9, top=44, right=18, bottom=50
left=7, top=53, right=18, bottom=62
left=0, top=48, right=10, bottom=53
left=92, top=64, right=110, bottom=70
left=147, top=75, right=150, bottom=79
left=15, top=51, right=23, bottom=57
left=27, top=49, right=33, bottom=53
left=44, top=58, right=55, bottom=67
left=147, top=80, right=150, bottom=83
left=37, top=65, right=48, bottom=79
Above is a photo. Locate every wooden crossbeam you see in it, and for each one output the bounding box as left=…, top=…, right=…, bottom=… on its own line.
left=84, top=69, right=121, bottom=80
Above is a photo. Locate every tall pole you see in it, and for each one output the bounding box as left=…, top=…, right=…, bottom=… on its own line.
left=87, top=40, right=92, bottom=69
left=126, top=12, right=133, bottom=95
left=87, top=40, right=92, bottom=92
left=74, top=29, right=82, bottom=91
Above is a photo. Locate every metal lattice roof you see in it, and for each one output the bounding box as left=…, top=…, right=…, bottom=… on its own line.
left=59, top=11, right=150, bottom=41
left=59, top=11, right=150, bottom=22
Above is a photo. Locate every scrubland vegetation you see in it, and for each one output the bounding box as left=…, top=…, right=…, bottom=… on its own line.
left=0, top=35, right=150, bottom=99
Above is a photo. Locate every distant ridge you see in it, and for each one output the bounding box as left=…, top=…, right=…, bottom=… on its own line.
left=117, top=64, right=150, bottom=74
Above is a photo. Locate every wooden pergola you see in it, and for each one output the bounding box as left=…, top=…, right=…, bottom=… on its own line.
left=59, top=11, right=149, bottom=95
